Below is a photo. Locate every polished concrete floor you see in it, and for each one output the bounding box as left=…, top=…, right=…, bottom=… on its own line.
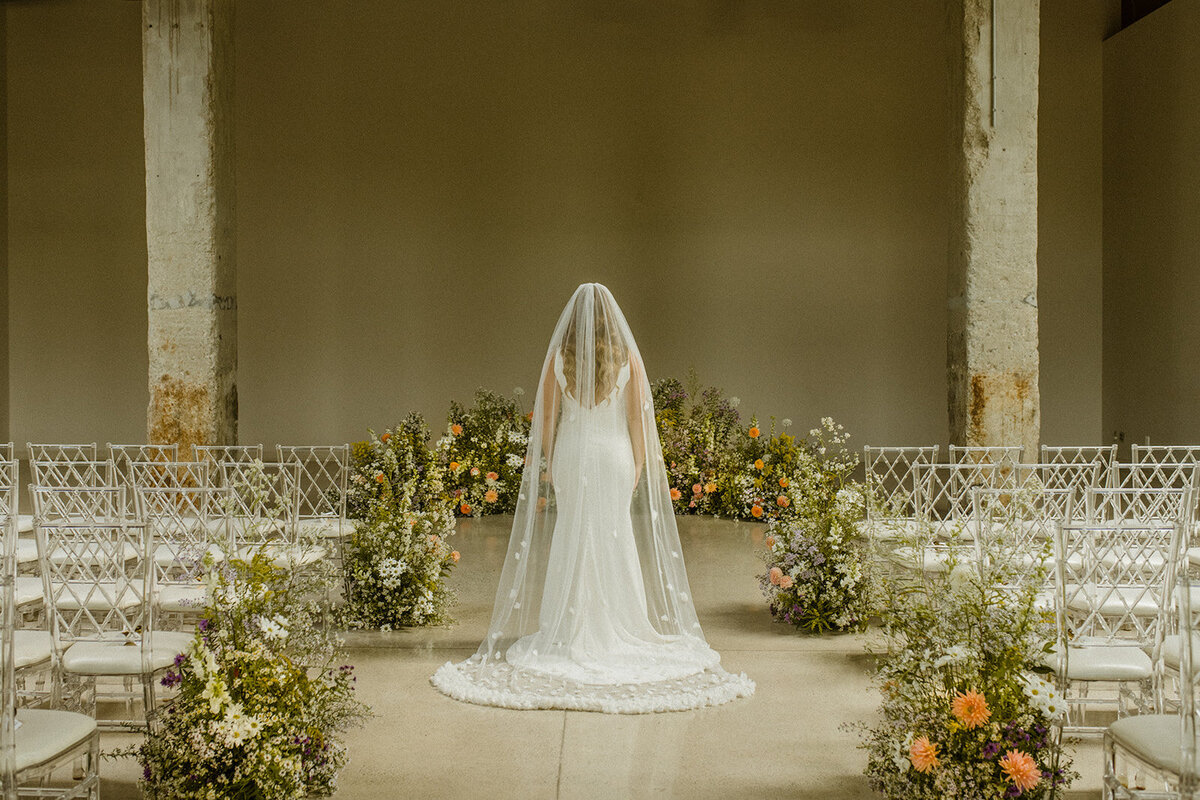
left=98, top=515, right=1105, bottom=799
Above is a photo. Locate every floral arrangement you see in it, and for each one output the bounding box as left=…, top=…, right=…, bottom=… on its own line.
left=136, top=554, right=370, bottom=799
left=437, top=389, right=531, bottom=517
left=758, top=420, right=869, bottom=632
left=653, top=372, right=741, bottom=516
left=857, top=549, right=1076, bottom=799
left=342, top=414, right=459, bottom=629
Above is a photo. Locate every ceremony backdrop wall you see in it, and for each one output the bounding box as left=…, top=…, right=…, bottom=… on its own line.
left=5, top=1, right=1116, bottom=453
left=1102, top=0, right=1200, bottom=450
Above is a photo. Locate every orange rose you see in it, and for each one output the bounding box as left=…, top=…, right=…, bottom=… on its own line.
left=751, top=504, right=764, bottom=518
left=374, top=472, right=386, bottom=484
left=450, top=550, right=461, bottom=563
left=670, top=488, right=682, bottom=501
left=704, top=481, right=717, bottom=494
left=449, top=461, right=460, bottom=471
left=754, top=459, right=764, bottom=470
left=486, top=471, right=499, bottom=481
left=777, top=496, right=790, bottom=508
left=381, top=432, right=391, bottom=443
left=451, top=423, right=463, bottom=436
left=484, top=489, right=499, bottom=503
left=460, top=503, right=472, bottom=515
left=692, top=483, right=703, bottom=496
left=748, top=426, right=760, bottom=439
left=778, top=477, right=789, bottom=488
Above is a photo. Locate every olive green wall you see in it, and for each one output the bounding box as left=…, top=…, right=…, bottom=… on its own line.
left=5, top=1, right=1115, bottom=453
left=1102, top=0, right=1200, bottom=449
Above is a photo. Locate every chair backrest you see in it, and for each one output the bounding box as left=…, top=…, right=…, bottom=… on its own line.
left=1085, top=486, right=1194, bottom=524
left=29, top=459, right=116, bottom=491
left=138, top=485, right=231, bottom=587
left=1025, top=461, right=1102, bottom=498
left=948, top=444, right=1025, bottom=468
left=218, top=461, right=300, bottom=548
left=912, top=461, right=1024, bottom=535
left=1054, top=517, right=1183, bottom=649
left=1131, top=445, right=1200, bottom=490
left=108, top=443, right=179, bottom=487
left=192, top=444, right=264, bottom=469
left=127, top=460, right=212, bottom=492
left=0, top=460, right=16, bottom=519
left=25, top=443, right=98, bottom=464
left=276, top=444, right=349, bottom=522
left=971, top=485, right=1070, bottom=586
left=862, top=446, right=939, bottom=521
left=31, top=486, right=150, bottom=644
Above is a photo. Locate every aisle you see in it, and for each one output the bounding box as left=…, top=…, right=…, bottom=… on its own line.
left=100, top=515, right=1104, bottom=799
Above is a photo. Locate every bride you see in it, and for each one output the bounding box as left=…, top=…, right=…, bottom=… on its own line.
left=431, top=283, right=754, bottom=713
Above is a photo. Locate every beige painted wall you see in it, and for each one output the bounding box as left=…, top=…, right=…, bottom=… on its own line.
left=5, top=1, right=1112, bottom=454
left=0, top=5, right=7, bottom=443
left=1103, top=0, right=1200, bottom=447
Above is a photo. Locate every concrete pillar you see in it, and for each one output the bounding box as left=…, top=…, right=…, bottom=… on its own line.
left=143, top=0, right=236, bottom=452
left=947, top=0, right=1041, bottom=457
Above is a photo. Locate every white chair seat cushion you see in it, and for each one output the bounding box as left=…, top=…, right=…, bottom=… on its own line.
left=239, top=543, right=328, bottom=568
left=158, top=583, right=208, bottom=612
left=14, top=577, right=42, bottom=607
left=61, top=631, right=194, bottom=675
left=1187, top=547, right=1200, bottom=568
left=1052, top=645, right=1153, bottom=681
left=15, top=538, right=38, bottom=565
left=1108, top=714, right=1197, bottom=776
left=889, top=545, right=974, bottom=573
left=16, top=514, right=35, bottom=534
left=295, top=517, right=351, bottom=539
left=1158, top=633, right=1200, bottom=674
left=14, top=709, right=96, bottom=773
left=44, top=542, right=140, bottom=566
left=153, top=542, right=225, bottom=568
left=1064, top=585, right=1161, bottom=617
left=13, top=630, right=53, bottom=669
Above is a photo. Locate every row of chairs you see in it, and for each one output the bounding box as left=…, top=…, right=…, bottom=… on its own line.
left=863, top=443, right=1200, bottom=798
left=0, top=442, right=355, bottom=798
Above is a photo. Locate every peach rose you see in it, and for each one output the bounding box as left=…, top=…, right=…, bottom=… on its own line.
left=692, top=483, right=703, bottom=496
left=768, top=566, right=783, bottom=585
left=751, top=504, right=764, bottom=519
left=450, top=550, right=460, bottom=563
left=779, top=575, right=794, bottom=590
left=486, top=471, right=499, bottom=481
left=451, top=423, right=463, bottom=436
left=484, top=489, right=499, bottom=503
left=778, top=477, right=789, bottom=488
left=689, top=500, right=696, bottom=508
left=777, top=496, right=790, bottom=508
left=470, top=467, right=481, bottom=477
left=754, top=459, right=764, bottom=470
left=765, top=536, right=776, bottom=548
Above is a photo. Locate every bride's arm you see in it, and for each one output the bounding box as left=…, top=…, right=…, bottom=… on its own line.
left=540, top=356, right=560, bottom=469
left=626, top=356, right=646, bottom=482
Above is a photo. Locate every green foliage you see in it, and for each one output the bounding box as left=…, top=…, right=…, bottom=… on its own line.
left=437, top=389, right=531, bottom=517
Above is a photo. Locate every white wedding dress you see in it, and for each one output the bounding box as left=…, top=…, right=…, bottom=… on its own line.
left=431, top=283, right=753, bottom=713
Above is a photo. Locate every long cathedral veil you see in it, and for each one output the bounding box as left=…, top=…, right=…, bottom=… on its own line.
left=432, top=283, right=753, bottom=713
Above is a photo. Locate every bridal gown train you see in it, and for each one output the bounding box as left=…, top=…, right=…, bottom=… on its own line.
left=431, top=283, right=753, bottom=713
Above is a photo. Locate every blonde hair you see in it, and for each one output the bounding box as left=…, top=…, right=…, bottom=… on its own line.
left=561, top=309, right=628, bottom=405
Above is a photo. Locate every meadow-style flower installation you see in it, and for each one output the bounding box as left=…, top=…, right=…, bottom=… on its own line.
left=437, top=389, right=531, bottom=517
left=135, top=555, right=370, bottom=799
left=857, top=545, right=1076, bottom=799
left=342, top=414, right=459, bottom=629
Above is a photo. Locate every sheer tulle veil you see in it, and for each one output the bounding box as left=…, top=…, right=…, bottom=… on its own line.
left=431, top=283, right=754, bottom=713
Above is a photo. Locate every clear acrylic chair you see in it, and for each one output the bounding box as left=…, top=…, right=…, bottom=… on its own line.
left=136, top=485, right=231, bottom=629
left=217, top=461, right=317, bottom=568
left=1132, top=445, right=1200, bottom=491
left=1043, top=444, right=1118, bottom=486
left=126, top=460, right=212, bottom=492
left=277, top=444, right=351, bottom=596
left=2, top=510, right=100, bottom=799
left=24, top=445, right=98, bottom=465
left=1104, top=574, right=1199, bottom=799
left=32, top=485, right=191, bottom=729
left=0, top=460, right=52, bottom=709
left=1054, top=513, right=1186, bottom=734
left=27, top=460, right=116, bottom=493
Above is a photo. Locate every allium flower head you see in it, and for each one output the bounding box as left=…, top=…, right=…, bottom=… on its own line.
left=952, top=689, right=991, bottom=729
left=999, top=749, right=1041, bottom=792
left=909, top=736, right=940, bottom=773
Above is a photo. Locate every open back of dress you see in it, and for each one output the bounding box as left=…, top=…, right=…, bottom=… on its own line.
left=432, top=283, right=754, bottom=712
